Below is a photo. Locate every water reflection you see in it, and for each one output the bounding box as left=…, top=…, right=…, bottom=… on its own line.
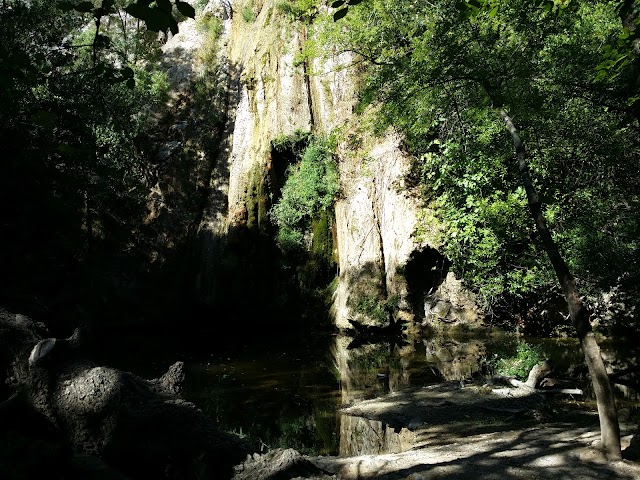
left=332, top=333, right=490, bottom=410
left=332, top=333, right=490, bottom=455
left=422, top=337, right=485, bottom=381
left=339, top=414, right=414, bottom=456
left=333, top=332, right=639, bottom=456
left=95, top=330, right=638, bottom=457
left=183, top=338, right=341, bottom=455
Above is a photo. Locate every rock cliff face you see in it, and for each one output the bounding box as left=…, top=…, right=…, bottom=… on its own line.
left=163, top=0, right=480, bottom=327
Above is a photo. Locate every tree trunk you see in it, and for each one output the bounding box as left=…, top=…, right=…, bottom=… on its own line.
left=498, top=108, right=622, bottom=460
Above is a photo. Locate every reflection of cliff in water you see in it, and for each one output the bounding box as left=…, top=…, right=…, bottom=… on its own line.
left=423, top=337, right=485, bottom=381
left=332, top=334, right=489, bottom=455
left=339, top=414, right=414, bottom=456
left=101, top=332, right=638, bottom=458
left=332, top=336, right=409, bottom=405
left=331, top=335, right=488, bottom=406
left=332, top=335, right=414, bottom=455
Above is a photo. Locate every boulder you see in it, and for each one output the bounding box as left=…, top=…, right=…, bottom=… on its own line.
left=0, top=308, right=253, bottom=479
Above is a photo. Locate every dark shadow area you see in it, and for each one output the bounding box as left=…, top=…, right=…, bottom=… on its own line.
left=486, top=289, right=573, bottom=335
left=0, top=44, right=240, bottom=335
left=0, top=399, right=74, bottom=480
left=404, top=247, right=450, bottom=323
left=344, top=323, right=408, bottom=350
left=0, top=311, right=255, bottom=480
left=184, top=129, right=335, bottom=337
left=624, top=433, right=640, bottom=461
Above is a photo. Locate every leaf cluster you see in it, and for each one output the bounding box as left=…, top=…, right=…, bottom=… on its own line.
left=330, top=0, right=362, bottom=22
left=276, top=0, right=319, bottom=22
left=58, top=0, right=195, bottom=35
left=270, top=140, right=340, bottom=251
left=485, top=339, right=545, bottom=380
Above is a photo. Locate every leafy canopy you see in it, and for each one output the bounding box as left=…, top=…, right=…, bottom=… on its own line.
left=319, top=0, right=640, bottom=327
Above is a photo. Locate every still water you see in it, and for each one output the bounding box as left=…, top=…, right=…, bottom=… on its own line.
left=95, top=329, right=639, bottom=456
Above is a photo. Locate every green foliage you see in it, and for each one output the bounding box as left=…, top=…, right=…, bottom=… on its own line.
left=330, top=0, right=364, bottom=22
left=270, top=140, right=340, bottom=252
left=486, top=340, right=546, bottom=380
left=0, top=0, right=189, bottom=310
left=124, top=0, right=195, bottom=35
left=593, top=1, right=640, bottom=86
left=418, top=114, right=551, bottom=304
left=194, top=0, right=211, bottom=12
left=56, top=0, right=195, bottom=39
left=316, top=0, right=640, bottom=329
left=276, top=0, right=318, bottom=21
left=354, top=294, right=399, bottom=325
left=272, top=130, right=313, bottom=156
left=134, top=68, right=171, bottom=108
left=197, top=10, right=223, bottom=39
left=241, top=0, right=257, bottom=22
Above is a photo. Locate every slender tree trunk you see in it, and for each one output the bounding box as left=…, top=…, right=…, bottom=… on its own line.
left=499, top=108, right=622, bottom=460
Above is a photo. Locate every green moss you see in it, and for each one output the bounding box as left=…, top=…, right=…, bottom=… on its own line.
left=245, top=163, right=271, bottom=233
left=311, top=210, right=332, bottom=261
left=353, top=293, right=400, bottom=326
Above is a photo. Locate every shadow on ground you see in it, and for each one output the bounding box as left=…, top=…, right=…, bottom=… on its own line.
left=312, top=381, right=640, bottom=479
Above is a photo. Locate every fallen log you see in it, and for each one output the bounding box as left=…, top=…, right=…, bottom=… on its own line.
left=508, top=378, right=539, bottom=391
left=525, top=360, right=553, bottom=388
left=539, top=388, right=583, bottom=395
left=509, top=377, right=582, bottom=395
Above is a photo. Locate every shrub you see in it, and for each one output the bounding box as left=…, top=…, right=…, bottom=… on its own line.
left=354, top=294, right=399, bottom=325
left=270, top=140, right=339, bottom=252
left=241, top=1, right=256, bottom=22
left=134, top=68, right=170, bottom=108
left=196, top=12, right=223, bottom=38
left=487, top=340, right=545, bottom=381
left=275, top=0, right=317, bottom=21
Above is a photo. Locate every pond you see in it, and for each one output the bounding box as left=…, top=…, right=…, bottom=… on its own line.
left=93, top=328, right=639, bottom=457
